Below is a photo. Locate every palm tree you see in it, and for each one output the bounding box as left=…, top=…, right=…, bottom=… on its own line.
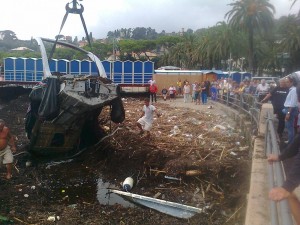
left=277, top=15, right=300, bottom=72
left=225, top=0, right=275, bottom=74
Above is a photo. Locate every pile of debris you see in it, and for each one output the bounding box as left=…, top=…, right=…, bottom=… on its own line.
left=95, top=98, right=250, bottom=216
left=0, top=95, right=250, bottom=224
left=99, top=97, right=249, bottom=177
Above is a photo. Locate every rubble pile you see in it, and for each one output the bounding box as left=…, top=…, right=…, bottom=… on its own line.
left=96, top=98, right=251, bottom=210
left=0, top=95, right=250, bottom=224
left=100, top=97, right=249, bottom=177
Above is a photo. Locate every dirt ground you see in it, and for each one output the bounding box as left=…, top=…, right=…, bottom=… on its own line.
left=0, top=92, right=251, bottom=225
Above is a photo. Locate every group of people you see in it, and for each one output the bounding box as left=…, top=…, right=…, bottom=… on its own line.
left=211, top=77, right=272, bottom=102
left=159, top=79, right=213, bottom=104
left=149, top=77, right=273, bottom=105
left=260, top=76, right=300, bottom=224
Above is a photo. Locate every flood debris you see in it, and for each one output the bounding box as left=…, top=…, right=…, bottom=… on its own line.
left=0, top=96, right=250, bottom=224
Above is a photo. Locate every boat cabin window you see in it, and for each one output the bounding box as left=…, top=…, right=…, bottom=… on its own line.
left=50, top=133, right=65, bottom=147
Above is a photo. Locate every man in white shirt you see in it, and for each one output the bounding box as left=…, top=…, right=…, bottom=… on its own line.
left=256, top=79, right=270, bottom=101
left=137, top=98, right=161, bottom=139
left=283, top=76, right=299, bottom=144
left=183, top=82, right=191, bottom=103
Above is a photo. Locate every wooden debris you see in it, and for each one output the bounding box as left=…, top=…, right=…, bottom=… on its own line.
left=185, top=170, right=202, bottom=176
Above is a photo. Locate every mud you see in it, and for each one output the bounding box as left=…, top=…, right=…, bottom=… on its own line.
left=0, top=92, right=250, bottom=225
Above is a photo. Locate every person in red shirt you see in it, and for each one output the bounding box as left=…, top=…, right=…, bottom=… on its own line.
left=149, top=84, right=158, bottom=103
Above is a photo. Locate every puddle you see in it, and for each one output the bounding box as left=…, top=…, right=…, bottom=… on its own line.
left=97, top=179, right=134, bottom=208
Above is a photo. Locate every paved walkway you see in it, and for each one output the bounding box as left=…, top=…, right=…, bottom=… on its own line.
left=155, top=96, right=228, bottom=116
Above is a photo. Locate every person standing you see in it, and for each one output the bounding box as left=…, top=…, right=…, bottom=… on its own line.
left=201, top=81, right=208, bottom=104
left=256, top=79, right=270, bottom=102
left=191, top=81, right=197, bottom=102
left=283, top=76, right=298, bottom=144
left=149, top=83, right=158, bottom=103
left=176, top=79, right=182, bottom=96
left=261, top=79, right=289, bottom=139
left=194, top=82, right=201, bottom=105
left=168, top=85, right=176, bottom=102
left=0, top=119, right=17, bottom=180
left=161, top=87, right=168, bottom=101
left=136, top=98, right=161, bottom=139
left=183, top=81, right=191, bottom=103
left=210, top=84, right=218, bottom=101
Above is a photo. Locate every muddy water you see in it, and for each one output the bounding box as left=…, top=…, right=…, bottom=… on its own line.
left=96, top=178, right=134, bottom=207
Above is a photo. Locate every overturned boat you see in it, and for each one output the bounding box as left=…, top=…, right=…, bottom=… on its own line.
left=25, top=38, right=125, bottom=156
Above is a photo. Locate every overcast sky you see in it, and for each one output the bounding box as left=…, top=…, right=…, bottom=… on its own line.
left=1, top=0, right=299, bottom=40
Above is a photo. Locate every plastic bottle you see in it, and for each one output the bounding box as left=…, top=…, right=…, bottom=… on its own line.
left=122, top=177, right=134, bottom=192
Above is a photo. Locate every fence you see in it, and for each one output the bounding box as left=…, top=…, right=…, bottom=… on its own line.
left=216, top=92, right=294, bottom=224
left=216, top=91, right=260, bottom=130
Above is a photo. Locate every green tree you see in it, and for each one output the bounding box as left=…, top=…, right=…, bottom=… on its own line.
left=119, top=39, right=156, bottom=60
left=132, top=27, right=147, bottom=40
left=276, top=15, right=300, bottom=72
left=0, top=30, right=18, bottom=41
left=225, top=0, right=275, bottom=74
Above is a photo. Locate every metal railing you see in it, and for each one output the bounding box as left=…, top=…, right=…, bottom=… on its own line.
left=265, top=112, right=294, bottom=225
left=215, top=92, right=294, bottom=224
left=216, top=92, right=260, bottom=130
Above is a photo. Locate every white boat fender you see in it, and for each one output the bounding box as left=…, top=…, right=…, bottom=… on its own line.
left=123, top=177, right=134, bottom=192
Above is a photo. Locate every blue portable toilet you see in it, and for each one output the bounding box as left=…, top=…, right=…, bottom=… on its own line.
left=4, top=57, right=16, bottom=81
left=91, top=61, right=98, bottom=76
left=36, top=58, right=44, bottom=81
left=49, top=59, right=58, bottom=73
left=144, top=61, right=154, bottom=84
left=231, top=72, right=242, bottom=83
left=241, top=72, right=252, bottom=81
left=70, top=60, right=80, bottom=76
left=113, top=61, right=123, bottom=83
left=25, top=58, right=36, bottom=81
left=81, top=60, right=91, bottom=75
left=133, top=61, right=143, bottom=84
left=57, top=59, right=69, bottom=74
left=15, top=58, right=26, bottom=81
left=102, top=60, right=111, bottom=80
left=124, top=61, right=133, bottom=84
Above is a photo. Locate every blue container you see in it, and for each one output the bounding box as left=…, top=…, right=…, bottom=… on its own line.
left=113, top=61, right=123, bottom=83
left=4, top=57, right=16, bottom=81
left=49, top=59, right=58, bottom=73
left=36, top=58, right=44, bottom=81
left=57, top=59, right=69, bottom=74
left=81, top=60, right=91, bottom=75
left=15, top=58, right=25, bottom=81
left=102, top=60, right=111, bottom=79
left=124, top=61, right=133, bottom=84
left=70, top=60, right=80, bottom=76
left=91, top=61, right=98, bottom=76
left=134, top=61, right=143, bottom=84
left=25, top=58, right=36, bottom=81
